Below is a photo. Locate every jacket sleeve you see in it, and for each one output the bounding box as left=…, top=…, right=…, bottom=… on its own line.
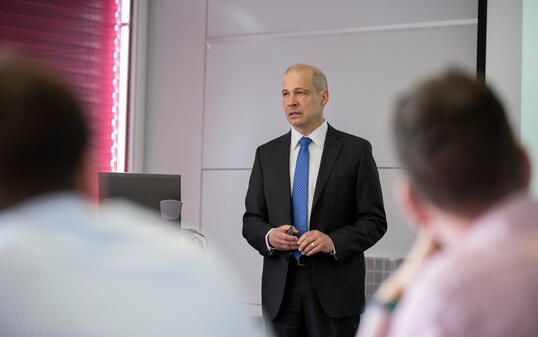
left=328, top=142, right=387, bottom=261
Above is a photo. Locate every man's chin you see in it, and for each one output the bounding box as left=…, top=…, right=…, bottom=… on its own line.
left=288, top=119, right=304, bottom=128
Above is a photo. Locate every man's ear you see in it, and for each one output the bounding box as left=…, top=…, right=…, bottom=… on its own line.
left=320, top=89, right=329, bottom=107
left=75, top=150, right=97, bottom=201
left=395, top=178, right=430, bottom=228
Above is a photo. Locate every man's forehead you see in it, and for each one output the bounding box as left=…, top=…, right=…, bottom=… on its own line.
left=282, top=70, right=314, bottom=89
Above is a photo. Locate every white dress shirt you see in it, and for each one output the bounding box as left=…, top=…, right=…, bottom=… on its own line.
left=289, top=120, right=328, bottom=228
left=266, top=121, right=330, bottom=252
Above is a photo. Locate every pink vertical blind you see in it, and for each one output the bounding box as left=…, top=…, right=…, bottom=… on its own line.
left=0, top=0, right=118, bottom=177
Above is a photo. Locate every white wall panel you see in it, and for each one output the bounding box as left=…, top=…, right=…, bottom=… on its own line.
left=201, top=170, right=263, bottom=304
left=201, top=168, right=413, bottom=305
left=204, top=25, right=477, bottom=169
left=208, top=0, right=476, bottom=37
left=144, top=0, right=206, bottom=229
left=140, top=1, right=479, bottom=263
left=365, top=169, right=416, bottom=258
left=486, top=0, right=522, bottom=133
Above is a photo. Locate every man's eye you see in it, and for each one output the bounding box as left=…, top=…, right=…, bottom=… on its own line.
left=282, top=92, right=289, bottom=97
left=297, top=91, right=305, bottom=95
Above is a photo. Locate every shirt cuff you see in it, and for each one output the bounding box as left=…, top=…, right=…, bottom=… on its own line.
left=330, top=243, right=337, bottom=259
left=265, top=228, right=276, bottom=253
left=369, top=296, right=400, bottom=313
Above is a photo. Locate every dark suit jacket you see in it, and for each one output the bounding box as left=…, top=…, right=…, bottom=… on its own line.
left=242, top=124, right=387, bottom=320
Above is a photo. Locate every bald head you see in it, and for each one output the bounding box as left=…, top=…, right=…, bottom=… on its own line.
left=285, top=64, right=328, bottom=93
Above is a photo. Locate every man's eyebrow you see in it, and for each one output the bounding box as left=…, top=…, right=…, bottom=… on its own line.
left=282, top=87, right=309, bottom=93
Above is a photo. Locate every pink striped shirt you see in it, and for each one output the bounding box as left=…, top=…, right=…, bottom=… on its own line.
left=358, top=194, right=538, bottom=337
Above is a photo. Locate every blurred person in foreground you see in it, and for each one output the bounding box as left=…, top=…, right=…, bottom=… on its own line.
left=357, top=70, right=538, bottom=337
left=0, top=53, right=267, bottom=337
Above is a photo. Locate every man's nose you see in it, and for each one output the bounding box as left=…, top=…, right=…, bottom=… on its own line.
left=287, top=93, right=297, bottom=106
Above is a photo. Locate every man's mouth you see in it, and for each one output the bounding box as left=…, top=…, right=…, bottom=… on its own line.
left=289, top=112, right=301, bottom=117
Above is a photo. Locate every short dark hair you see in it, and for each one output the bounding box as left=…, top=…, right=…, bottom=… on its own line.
left=393, top=70, right=526, bottom=215
left=0, top=53, right=89, bottom=204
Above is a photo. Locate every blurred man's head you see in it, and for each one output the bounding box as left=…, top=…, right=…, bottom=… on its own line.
left=0, top=53, right=89, bottom=209
left=393, top=70, right=530, bottom=222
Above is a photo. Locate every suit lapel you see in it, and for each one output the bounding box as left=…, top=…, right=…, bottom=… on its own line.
left=312, top=125, right=343, bottom=212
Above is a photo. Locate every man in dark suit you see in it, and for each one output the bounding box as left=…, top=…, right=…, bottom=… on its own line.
left=243, top=64, right=387, bottom=337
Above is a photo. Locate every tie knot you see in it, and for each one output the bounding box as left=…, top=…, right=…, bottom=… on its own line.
left=299, top=137, right=312, bottom=148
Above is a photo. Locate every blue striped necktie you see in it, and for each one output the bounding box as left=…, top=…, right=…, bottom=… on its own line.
left=292, top=136, right=312, bottom=259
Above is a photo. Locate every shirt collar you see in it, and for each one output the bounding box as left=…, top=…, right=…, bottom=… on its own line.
left=464, top=192, right=535, bottom=248
left=291, top=120, right=328, bottom=150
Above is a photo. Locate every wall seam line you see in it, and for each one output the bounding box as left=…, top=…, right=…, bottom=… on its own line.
left=207, top=18, right=478, bottom=45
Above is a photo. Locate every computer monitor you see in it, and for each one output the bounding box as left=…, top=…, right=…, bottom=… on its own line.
left=98, top=172, right=181, bottom=225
